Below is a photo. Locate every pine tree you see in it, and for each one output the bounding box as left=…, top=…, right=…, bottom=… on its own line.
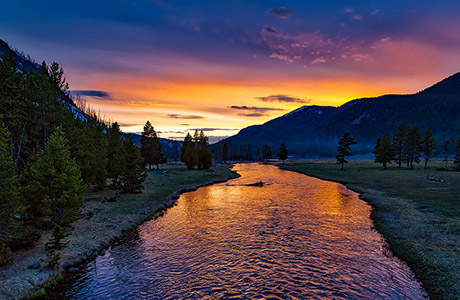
left=0, top=121, right=18, bottom=229
left=262, top=144, right=272, bottom=161
left=107, top=122, right=124, bottom=187
left=0, top=52, right=28, bottom=171
left=45, top=224, right=70, bottom=251
left=222, top=142, right=229, bottom=163
left=197, top=131, right=212, bottom=169
left=277, top=142, right=288, bottom=164
left=140, top=121, right=166, bottom=170
left=374, top=133, right=394, bottom=169
left=404, top=125, right=422, bottom=169
left=454, top=138, right=460, bottom=168
left=181, top=133, right=196, bottom=169
left=421, top=129, right=436, bottom=169
left=67, top=119, right=108, bottom=190
left=336, top=132, right=357, bottom=170
left=119, top=136, right=147, bottom=193
left=22, top=127, right=85, bottom=226
left=392, top=123, right=406, bottom=168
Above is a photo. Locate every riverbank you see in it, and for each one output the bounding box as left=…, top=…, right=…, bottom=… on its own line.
left=277, top=160, right=459, bottom=300
left=0, top=164, right=239, bottom=300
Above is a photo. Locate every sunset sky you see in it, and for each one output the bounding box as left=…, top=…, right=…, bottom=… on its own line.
left=2, top=1, right=460, bottom=142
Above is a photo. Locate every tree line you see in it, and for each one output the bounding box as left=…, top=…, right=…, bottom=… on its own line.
left=334, top=125, right=460, bottom=170
left=180, top=130, right=212, bottom=169
left=373, top=123, right=460, bottom=170
left=218, top=141, right=289, bottom=163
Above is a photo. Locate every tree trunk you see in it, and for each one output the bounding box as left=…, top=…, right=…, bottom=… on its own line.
left=425, top=156, right=428, bottom=169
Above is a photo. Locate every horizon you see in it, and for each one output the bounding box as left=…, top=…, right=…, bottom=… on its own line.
left=2, top=1, right=460, bottom=141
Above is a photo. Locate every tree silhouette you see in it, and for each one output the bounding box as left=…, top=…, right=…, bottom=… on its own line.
left=262, top=144, right=272, bottom=161
left=221, top=142, right=229, bottom=163
left=421, top=129, right=436, bottom=169
left=404, top=125, right=422, bottom=169
left=277, top=142, right=288, bottom=164
left=0, top=121, right=18, bottom=228
left=374, top=133, right=394, bottom=169
left=119, top=136, right=147, bottom=193
left=181, top=133, right=195, bottom=169
left=336, top=132, right=357, bottom=170
left=107, top=122, right=124, bottom=187
left=392, top=123, right=406, bottom=168
left=22, top=127, right=85, bottom=225
left=197, top=131, right=212, bottom=169
left=140, top=121, right=166, bottom=170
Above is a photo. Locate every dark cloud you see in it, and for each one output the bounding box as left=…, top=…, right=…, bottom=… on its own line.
left=179, top=123, right=190, bottom=126
left=239, top=113, right=265, bottom=117
left=70, top=90, right=111, bottom=99
left=262, top=26, right=278, bottom=34
left=229, top=105, right=285, bottom=112
left=256, top=94, right=310, bottom=103
left=168, top=114, right=205, bottom=119
left=189, top=128, right=239, bottom=131
left=267, top=7, right=291, bottom=17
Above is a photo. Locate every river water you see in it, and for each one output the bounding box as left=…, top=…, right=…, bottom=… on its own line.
left=53, top=163, right=426, bottom=299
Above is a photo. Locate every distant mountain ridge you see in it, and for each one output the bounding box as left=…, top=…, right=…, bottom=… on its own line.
left=216, top=73, right=460, bottom=157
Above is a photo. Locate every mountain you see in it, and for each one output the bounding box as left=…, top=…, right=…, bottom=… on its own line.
left=0, top=39, right=39, bottom=71
left=216, top=73, right=460, bottom=157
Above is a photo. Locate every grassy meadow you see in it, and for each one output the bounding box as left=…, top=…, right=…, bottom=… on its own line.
left=278, top=160, right=459, bottom=300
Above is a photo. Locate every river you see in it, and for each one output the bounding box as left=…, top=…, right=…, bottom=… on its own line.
left=51, top=163, right=426, bottom=299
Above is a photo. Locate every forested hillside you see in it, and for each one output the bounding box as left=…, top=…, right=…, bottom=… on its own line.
left=216, top=73, right=460, bottom=157
left=0, top=40, right=147, bottom=264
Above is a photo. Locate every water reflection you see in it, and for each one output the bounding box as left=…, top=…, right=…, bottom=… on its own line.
left=55, top=163, right=426, bottom=299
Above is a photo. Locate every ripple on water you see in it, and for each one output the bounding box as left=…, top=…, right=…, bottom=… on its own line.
left=55, top=163, right=426, bottom=300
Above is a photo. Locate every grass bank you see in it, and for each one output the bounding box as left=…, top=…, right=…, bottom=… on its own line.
left=278, top=160, right=459, bottom=300
left=0, top=164, right=238, bottom=300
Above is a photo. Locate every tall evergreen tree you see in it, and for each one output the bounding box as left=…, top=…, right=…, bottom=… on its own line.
left=107, top=122, right=124, bottom=187
left=374, top=133, right=394, bottom=169
left=0, top=52, right=29, bottom=171
left=22, top=128, right=85, bottom=226
left=277, top=142, right=288, bottom=164
left=454, top=138, right=460, bottom=168
left=140, top=121, right=166, bottom=170
left=421, top=129, right=436, bottom=169
left=181, top=133, right=196, bottom=169
left=0, top=121, right=18, bottom=229
left=119, top=136, right=147, bottom=193
left=262, top=144, right=272, bottom=161
left=404, top=125, right=422, bottom=169
left=197, top=131, right=212, bottom=169
left=392, top=123, right=406, bottom=168
left=221, top=142, right=229, bottom=163
left=67, top=119, right=108, bottom=190
left=336, top=132, right=357, bottom=170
